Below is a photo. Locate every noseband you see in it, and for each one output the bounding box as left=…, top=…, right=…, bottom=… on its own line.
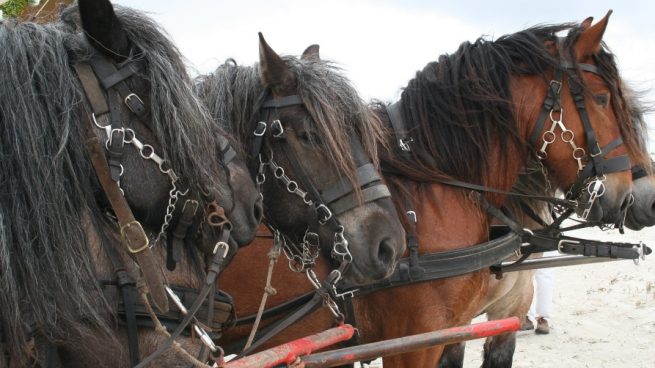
left=529, top=63, right=631, bottom=221
left=248, top=93, right=391, bottom=309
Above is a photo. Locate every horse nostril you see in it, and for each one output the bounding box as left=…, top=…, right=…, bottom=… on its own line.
left=376, top=238, right=396, bottom=268
left=252, top=195, right=264, bottom=224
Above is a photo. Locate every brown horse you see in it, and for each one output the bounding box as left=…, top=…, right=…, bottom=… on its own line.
left=0, top=1, right=263, bottom=367
left=195, top=35, right=406, bottom=288
left=216, top=12, right=645, bottom=368
left=469, top=87, right=653, bottom=368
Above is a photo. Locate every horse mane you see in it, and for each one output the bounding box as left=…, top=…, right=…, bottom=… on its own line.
left=195, top=57, right=388, bottom=193
left=594, top=47, right=651, bottom=171
left=0, top=5, right=228, bottom=362
left=379, top=23, right=588, bottom=188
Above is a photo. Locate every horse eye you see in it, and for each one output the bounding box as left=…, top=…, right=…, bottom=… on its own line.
left=594, top=93, right=609, bottom=107
left=299, top=131, right=322, bottom=146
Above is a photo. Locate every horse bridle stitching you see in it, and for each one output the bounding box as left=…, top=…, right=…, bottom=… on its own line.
left=74, top=52, right=238, bottom=366
left=249, top=93, right=392, bottom=314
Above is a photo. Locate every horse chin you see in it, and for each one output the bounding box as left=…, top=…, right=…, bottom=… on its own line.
left=624, top=210, right=646, bottom=231
left=624, top=177, right=655, bottom=230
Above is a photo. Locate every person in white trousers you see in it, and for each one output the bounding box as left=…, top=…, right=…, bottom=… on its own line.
left=526, top=250, right=558, bottom=334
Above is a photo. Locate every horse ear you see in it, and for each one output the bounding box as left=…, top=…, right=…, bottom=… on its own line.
left=258, top=32, right=296, bottom=96
left=301, top=44, right=320, bottom=61
left=78, top=0, right=131, bottom=62
left=580, top=16, right=594, bottom=30
left=574, top=10, right=612, bottom=61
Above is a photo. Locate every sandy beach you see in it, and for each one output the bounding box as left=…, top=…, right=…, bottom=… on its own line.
left=466, top=225, right=655, bottom=368
left=361, top=225, right=655, bottom=367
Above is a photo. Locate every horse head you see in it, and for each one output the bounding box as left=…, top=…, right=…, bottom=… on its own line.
left=515, top=12, right=637, bottom=223
left=197, top=36, right=406, bottom=286
left=77, top=0, right=262, bottom=250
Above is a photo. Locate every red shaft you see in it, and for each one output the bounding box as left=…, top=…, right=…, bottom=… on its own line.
left=302, top=317, right=520, bottom=367
left=223, top=324, right=355, bottom=368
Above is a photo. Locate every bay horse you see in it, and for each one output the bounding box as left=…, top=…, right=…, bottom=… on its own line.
left=195, top=34, right=406, bottom=288
left=213, top=12, right=645, bottom=368
left=471, top=83, right=653, bottom=368
left=0, top=1, right=263, bottom=366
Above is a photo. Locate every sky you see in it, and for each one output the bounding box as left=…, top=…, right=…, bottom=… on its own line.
left=113, top=0, right=655, bottom=148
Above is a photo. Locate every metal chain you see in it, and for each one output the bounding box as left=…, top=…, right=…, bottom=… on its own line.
left=95, top=123, right=188, bottom=247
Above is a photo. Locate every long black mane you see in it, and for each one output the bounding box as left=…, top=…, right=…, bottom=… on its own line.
left=379, top=24, right=577, bottom=187
left=380, top=22, right=649, bottom=186
left=0, top=5, right=229, bottom=362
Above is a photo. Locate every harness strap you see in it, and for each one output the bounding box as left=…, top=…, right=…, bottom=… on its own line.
left=101, top=281, right=234, bottom=333
left=75, top=63, right=170, bottom=314
left=167, top=199, right=199, bottom=271
left=329, top=185, right=391, bottom=216
left=386, top=101, right=413, bottom=152
left=89, top=56, right=147, bottom=119
left=235, top=292, right=324, bottom=359
left=529, top=68, right=563, bottom=147
left=520, top=231, right=648, bottom=259
left=343, top=227, right=522, bottom=296
left=96, top=227, right=141, bottom=366
left=321, top=163, right=380, bottom=204
left=134, top=229, right=230, bottom=368
left=260, top=95, right=303, bottom=108
left=632, top=161, right=655, bottom=180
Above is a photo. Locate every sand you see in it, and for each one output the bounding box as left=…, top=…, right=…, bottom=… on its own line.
left=360, top=225, right=655, bottom=367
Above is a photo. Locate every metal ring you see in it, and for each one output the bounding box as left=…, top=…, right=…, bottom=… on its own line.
left=542, top=131, right=556, bottom=144
left=274, top=166, right=285, bottom=179
left=572, top=147, right=586, bottom=159
left=536, top=150, right=548, bottom=160
left=286, top=180, right=298, bottom=193
left=561, top=129, right=575, bottom=143
left=139, top=144, right=155, bottom=159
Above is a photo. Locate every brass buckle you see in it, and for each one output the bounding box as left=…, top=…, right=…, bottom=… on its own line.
left=121, top=221, right=149, bottom=253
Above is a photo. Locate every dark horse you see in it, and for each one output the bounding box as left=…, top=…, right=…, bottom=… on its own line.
left=0, top=1, right=262, bottom=366
left=207, top=12, right=645, bottom=368
left=196, top=35, right=406, bottom=287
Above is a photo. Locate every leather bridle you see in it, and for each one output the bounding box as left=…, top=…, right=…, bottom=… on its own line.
left=73, top=51, right=238, bottom=367
left=248, top=93, right=391, bottom=315
left=528, top=63, right=631, bottom=222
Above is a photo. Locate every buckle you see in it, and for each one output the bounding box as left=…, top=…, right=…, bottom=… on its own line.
left=399, top=137, right=413, bottom=152
left=121, top=221, right=149, bottom=253
left=124, top=93, right=146, bottom=116
left=406, top=210, right=417, bottom=225
left=316, top=204, right=333, bottom=224
left=271, top=119, right=285, bottom=138
left=253, top=121, right=267, bottom=136
left=557, top=239, right=580, bottom=254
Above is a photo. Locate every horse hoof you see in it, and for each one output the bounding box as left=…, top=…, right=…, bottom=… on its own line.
left=520, top=316, right=534, bottom=331
left=535, top=317, right=550, bottom=334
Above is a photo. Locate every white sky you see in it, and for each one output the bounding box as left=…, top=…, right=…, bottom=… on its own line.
left=115, top=0, right=655, bottom=147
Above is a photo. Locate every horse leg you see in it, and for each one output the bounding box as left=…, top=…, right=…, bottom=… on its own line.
left=482, top=332, right=516, bottom=368
left=438, top=342, right=466, bottom=368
